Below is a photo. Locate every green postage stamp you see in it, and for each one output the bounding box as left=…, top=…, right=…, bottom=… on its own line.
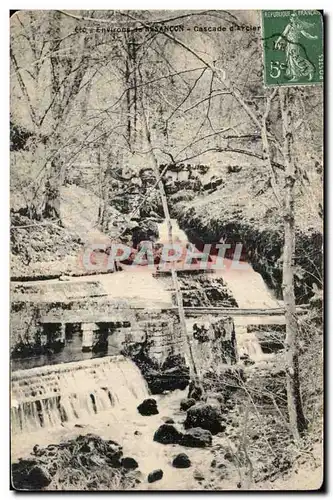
left=261, top=10, right=324, bottom=87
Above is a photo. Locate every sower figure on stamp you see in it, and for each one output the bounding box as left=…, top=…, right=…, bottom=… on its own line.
left=275, top=13, right=318, bottom=82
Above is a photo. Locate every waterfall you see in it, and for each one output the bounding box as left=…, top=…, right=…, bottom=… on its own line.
left=11, top=355, right=149, bottom=435
left=157, top=218, right=188, bottom=245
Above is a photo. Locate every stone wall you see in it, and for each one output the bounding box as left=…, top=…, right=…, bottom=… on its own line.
left=10, top=296, right=184, bottom=367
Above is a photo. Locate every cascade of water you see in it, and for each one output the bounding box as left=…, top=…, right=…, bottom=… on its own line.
left=11, top=355, right=149, bottom=434
left=236, top=328, right=265, bottom=361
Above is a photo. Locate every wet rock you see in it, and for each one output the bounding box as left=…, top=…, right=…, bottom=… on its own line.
left=181, top=428, right=212, bottom=448
left=137, top=398, right=159, bottom=416
left=28, top=465, right=52, bottom=490
left=162, top=417, right=175, bottom=424
left=106, top=450, right=123, bottom=468
left=132, top=220, right=159, bottom=248
left=148, top=469, right=163, bottom=483
left=172, top=453, right=191, bottom=469
left=148, top=355, right=190, bottom=394
left=130, top=350, right=189, bottom=395
left=121, top=457, right=139, bottom=470
left=180, top=398, right=196, bottom=411
left=32, top=445, right=39, bottom=455
left=184, top=403, right=225, bottom=435
left=153, top=424, right=183, bottom=445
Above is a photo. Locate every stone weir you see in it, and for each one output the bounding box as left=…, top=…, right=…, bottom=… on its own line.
left=11, top=273, right=185, bottom=371
left=11, top=355, right=149, bottom=434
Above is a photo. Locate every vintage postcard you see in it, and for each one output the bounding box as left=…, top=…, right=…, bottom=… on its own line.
left=10, top=10, right=323, bottom=491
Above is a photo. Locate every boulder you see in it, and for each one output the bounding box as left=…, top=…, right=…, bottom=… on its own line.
left=180, top=398, right=196, bottom=411
left=27, top=466, right=52, bottom=490
left=193, top=469, right=205, bottom=481
left=148, top=469, right=163, bottom=483
left=121, top=457, right=139, bottom=470
left=137, top=398, right=159, bottom=416
left=184, top=403, right=225, bottom=435
left=181, top=428, right=212, bottom=448
left=153, top=424, right=183, bottom=445
left=172, top=453, right=191, bottom=469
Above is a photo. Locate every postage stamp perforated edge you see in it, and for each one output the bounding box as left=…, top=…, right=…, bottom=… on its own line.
left=260, top=9, right=324, bottom=88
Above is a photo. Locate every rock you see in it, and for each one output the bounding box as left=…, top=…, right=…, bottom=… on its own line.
left=148, top=469, right=163, bottom=483
left=193, top=470, right=205, bottom=481
left=105, top=442, right=123, bottom=468
left=162, top=417, right=175, bottom=424
left=28, top=465, right=52, bottom=489
left=121, top=457, right=139, bottom=470
left=181, top=428, right=212, bottom=448
left=132, top=221, right=159, bottom=248
left=184, top=403, right=225, bottom=435
left=148, top=367, right=189, bottom=394
left=106, top=450, right=123, bottom=467
left=180, top=398, right=196, bottom=411
left=137, top=398, right=159, bottom=416
left=153, top=424, right=183, bottom=445
left=207, top=392, right=224, bottom=405
left=134, top=430, right=142, bottom=436
left=224, top=452, right=233, bottom=462
left=172, top=453, right=191, bottom=469
left=188, top=379, right=204, bottom=401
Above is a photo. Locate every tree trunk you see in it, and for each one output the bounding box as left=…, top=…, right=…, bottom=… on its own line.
left=43, top=11, right=62, bottom=221
left=140, top=101, right=200, bottom=383
left=279, top=87, right=307, bottom=441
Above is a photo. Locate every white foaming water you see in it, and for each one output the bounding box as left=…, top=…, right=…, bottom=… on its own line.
left=157, top=218, right=188, bottom=245
left=11, top=355, right=149, bottom=434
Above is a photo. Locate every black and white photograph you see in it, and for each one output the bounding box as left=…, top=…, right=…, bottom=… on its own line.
left=9, top=9, right=324, bottom=491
